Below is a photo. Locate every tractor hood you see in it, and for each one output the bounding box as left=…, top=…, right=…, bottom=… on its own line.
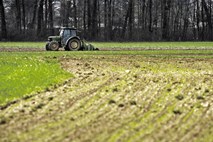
left=48, top=36, right=61, bottom=41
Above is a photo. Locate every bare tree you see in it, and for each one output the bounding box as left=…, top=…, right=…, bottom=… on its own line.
left=15, top=0, right=22, bottom=32
left=162, top=0, right=172, bottom=40
left=73, top=0, right=77, bottom=28
left=91, top=0, right=98, bottom=38
left=22, top=0, right=26, bottom=32
left=37, top=0, right=44, bottom=36
left=128, top=0, right=134, bottom=39
left=29, top=0, right=38, bottom=29
left=149, top=0, right=153, bottom=33
left=202, top=0, right=213, bottom=40
left=1, top=0, right=213, bottom=41
left=48, top=0, right=54, bottom=34
left=0, top=0, right=7, bottom=39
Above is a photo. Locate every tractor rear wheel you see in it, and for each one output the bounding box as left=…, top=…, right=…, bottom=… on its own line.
left=67, top=38, right=81, bottom=51
left=48, top=41, right=59, bottom=51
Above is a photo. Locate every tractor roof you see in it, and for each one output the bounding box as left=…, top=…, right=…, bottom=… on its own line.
left=60, top=27, right=77, bottom=30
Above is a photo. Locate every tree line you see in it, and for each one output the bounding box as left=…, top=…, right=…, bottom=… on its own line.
left=0, top=0, right=213, bottom=41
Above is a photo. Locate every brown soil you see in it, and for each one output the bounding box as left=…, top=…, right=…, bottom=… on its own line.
left=1, top=47, right=213, bottom=52
left=0, top=55, right=213, bottom=142
left=0, top=47, right=45, bottom=52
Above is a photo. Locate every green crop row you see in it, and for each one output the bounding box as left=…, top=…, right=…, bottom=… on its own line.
left=47, top=49, right=212, bottom=59
left=92, top=41, right=213, bottom=49
left=0, top=52, right=72, bottom=105
left=0, top=41, right=213, bottom=49
left=0, top=42, right=44, bottom=48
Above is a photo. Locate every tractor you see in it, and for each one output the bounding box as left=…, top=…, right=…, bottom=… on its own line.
left=46, top=27, right=97, bottom=51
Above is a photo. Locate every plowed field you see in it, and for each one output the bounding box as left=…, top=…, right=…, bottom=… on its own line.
left=0, top=53, right=213, bottom=142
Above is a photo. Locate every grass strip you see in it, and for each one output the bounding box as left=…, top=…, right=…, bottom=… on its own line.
left=92, top=42, right=213, bottom=49
left=0, top=52, right=72, bottom=105
left=0, top=42, right=45, bottom=48
left=0, top=42, right=213, bottom=49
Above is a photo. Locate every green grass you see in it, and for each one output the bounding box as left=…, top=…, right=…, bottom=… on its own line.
left=75, top=50, right=213, bottom=56
left=0, top=52, right=72, bottom=105
left=0, top=41, right=213, bottom=49
left=0, top=42, right=45, bottom=48
left=92, top=42, right=213, bottom=49
left=23, top=50, right=213, bottom=59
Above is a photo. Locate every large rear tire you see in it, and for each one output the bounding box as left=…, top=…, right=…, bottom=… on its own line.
left=48, top=41, right=59, bottom=51
left=67, top=38, right=81, bottom=51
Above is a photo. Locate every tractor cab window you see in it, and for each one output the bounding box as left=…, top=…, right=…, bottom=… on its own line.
left=60, top=29, right=77, bottom=37
left=71, top=30, right=77, bottom=37
left=63, top=30, right=71, bottom=37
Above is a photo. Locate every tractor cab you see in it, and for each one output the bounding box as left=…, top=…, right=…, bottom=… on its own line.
left=59, top=28, right=77, bottom=45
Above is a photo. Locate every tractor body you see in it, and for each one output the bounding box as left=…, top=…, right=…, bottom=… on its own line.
left=46, top=27, right=97, bottom=51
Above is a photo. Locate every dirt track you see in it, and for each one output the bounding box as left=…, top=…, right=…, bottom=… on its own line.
left=0, top=47, right=45, bottom=52
left=0, top=55, right=213, bottom=142
left=1, top=46, right=213, bottom=52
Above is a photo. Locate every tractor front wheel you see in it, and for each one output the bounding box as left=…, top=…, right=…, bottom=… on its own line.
left=45, top=43, right=50, bottom=51
left=47, top=41, right=59, bottom=51
left=67, top=38, right=81, bottom=51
